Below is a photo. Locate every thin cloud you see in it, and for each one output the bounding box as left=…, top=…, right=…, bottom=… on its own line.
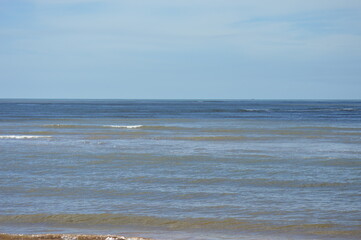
left=1, top=0, right=361, bottom=98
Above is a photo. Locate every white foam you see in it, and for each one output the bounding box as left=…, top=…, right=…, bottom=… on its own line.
left=0, top=135, right=52, bottom=139
left=104, top=125, right=143, bottom=129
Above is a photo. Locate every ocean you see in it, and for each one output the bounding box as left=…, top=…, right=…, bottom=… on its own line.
left=0, top=99, right=360, bottom=240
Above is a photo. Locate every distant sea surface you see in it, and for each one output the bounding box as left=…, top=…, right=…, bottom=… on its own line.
left=0, top=99, right=360, bottom=240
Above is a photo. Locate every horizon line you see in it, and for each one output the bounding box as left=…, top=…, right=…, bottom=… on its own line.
left=0, top=98, right=360, bottom=101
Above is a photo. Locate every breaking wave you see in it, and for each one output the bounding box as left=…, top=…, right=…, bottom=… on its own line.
left=43, top=124, right=188, bottom=131
left=103, top=125, right=143, bottom=129
left=0, top=135, right=52, bottom=139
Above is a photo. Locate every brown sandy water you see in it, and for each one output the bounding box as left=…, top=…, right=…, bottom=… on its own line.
left=0, top=234, right=153, bottom=240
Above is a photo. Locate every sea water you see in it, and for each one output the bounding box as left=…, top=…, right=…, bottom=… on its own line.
left=0, top=100, right=360, bottom=240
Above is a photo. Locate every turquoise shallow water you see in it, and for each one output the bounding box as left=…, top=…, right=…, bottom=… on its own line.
left=0, top=100, right=360, bottom=239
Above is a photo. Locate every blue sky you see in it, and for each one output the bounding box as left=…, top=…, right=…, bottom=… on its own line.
left=1, top=0, right=360, bottom=99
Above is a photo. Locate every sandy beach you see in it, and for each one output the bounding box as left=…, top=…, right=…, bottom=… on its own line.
left=0, top=234, right=154, bottom=240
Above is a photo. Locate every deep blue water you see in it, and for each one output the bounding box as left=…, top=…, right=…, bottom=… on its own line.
left=1, top=99, right=360, bottom=120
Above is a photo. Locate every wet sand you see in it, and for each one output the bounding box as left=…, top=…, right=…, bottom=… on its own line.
left=0, top=234, right=155, bottom=240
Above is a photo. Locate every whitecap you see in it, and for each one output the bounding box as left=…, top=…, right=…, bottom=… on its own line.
left=0, top=135, right=52, bottom=139
left=104, top=125, right=143, bottom=129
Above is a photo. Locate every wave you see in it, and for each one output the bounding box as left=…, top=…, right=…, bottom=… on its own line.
left=104, top=125, right=191, bottom=131
left=168, top=136, right=269, bottom=141
left=43, top=124, right=92, bottom=129
left=0, top=214, right=359, bottom=237
left=340, top=108, right=357, bottom=111
left=317, top=159, right=361, bottom=167
left=143, top=126, right=191, bottom=130
left=85, top=135, right=113, bottom=140
left=187, top=108, right=270, bottom=113
left=133, top=176, right=349, bottom=188
left=0, top=135, right=52, bottom=139
left=289, top=126, right=361, bottom=131
left=171, top=136, right=246, bottom=141
left=44, top=124, right=188, bottom=131
left=104, top=125, right=143, bottom=129
left=238, top=109, right=269, bottom=113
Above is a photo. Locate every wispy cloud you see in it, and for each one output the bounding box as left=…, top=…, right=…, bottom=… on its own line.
left=1, top=0, right=361, bottom=98
left=19, top=0, right=360, bottom=54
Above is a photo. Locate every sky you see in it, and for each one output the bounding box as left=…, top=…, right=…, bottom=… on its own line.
left=0, top=0, right=360, bottom=99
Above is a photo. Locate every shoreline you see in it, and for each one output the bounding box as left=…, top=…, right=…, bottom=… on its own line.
left=0, top=234, right=155, bottom=240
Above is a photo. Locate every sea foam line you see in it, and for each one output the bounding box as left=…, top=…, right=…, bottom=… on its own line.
left=0, top=135, right=52, bottom=139
left=104, top=125, right=143, bottom=129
